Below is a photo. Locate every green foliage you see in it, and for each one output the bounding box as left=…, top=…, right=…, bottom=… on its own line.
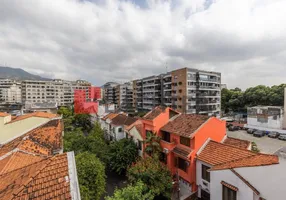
left=63, top=128, right=85, bottom=153
left=76, top=152, right=106, bottom=200
left=251, top=142, right=260, bottom=153
left=74, top=113, right=93, bottom=132
left=105, top=181, right=154, bottom=200
left=108, top=138, right=139, bottom=175
left=58, top=106, right=73, bottom=118
left=221, top=84, right=286, bottom=114
left=144, top=133, right=162, bottom=157
left=127, top=157, right=172, bottom=199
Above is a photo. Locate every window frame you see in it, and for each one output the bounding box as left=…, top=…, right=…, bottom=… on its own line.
left=180, top=136, right=190, bottom=147
left=222, top=185, right=237, bottom=200
left=161, top=131, right=171, bottom=143
left=201, top=164, right=210, bottom=182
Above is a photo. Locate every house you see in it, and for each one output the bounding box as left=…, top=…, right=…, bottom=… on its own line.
left=158, top=114, right=226, bottom=199
left=0, top=118, right=81, bottom=199
left=196, top=140, right=280, bottom=200
left=125, top=120, right=144, bottom=157
left=0, top=111, right=60, bottom=144
left=108, top=114, right=137, bottom=141
left=246, top=106, right=286, bottom=132
left=100, top=113, right=119, bottom=140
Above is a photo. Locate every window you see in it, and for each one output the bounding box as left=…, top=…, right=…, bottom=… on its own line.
left=118, top=127, right=122, bottom=132
left=222, top=185, right=237, bottom=200
left=175, top=157, right=188, bottom=172
left=159, top=152, right=167, bottom=164
left=138, top=141, right=142, bottom=151
left=180, top=136, right=190, bottom=147
left=161, top=131, right=170, bottom=142
left=202, top=164, right=210, bottom=182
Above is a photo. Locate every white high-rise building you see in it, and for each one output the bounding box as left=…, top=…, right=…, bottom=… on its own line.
left=0, top=79, right=22, bottom=103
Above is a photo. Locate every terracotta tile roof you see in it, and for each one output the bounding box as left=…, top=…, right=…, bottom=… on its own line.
left=0, top=119, right=63, bottom=157
left=0, top=151, right=46, bottom=175
left=173, top=146, right=192, bottom=158
left=102, top=113, right=118, bottom=121
left=161, top=114, right=209, bottom=137
left=0, top=153, right=72, bottom=200
left=143, top=106, right=167, bottom=120
left=134, top=124, right=144, bottom=136
left=223, top=137, right=251, bottom=149
left=8, top=112, right=59, bottom=124
left=197, top=141, right=279, bottom=170
left=0, top=112, right=10, bottom=117
left=111, top=114, right=137, bottom=126
left=221, top=181, right=238, bottom=191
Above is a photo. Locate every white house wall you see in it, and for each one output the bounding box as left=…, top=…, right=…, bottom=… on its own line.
left=210, top=169, right=256, bottom=200
left=247, top=115, right=283, bottom=129
left=128, top=127, right=143, bottom=157
left=196, top=160, right=212, bottom=197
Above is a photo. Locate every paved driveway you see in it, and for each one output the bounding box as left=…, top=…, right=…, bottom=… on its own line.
left=227, top=130, right=286, bottom=154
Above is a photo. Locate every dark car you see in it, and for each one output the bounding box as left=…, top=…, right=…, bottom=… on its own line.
left=247, top=129, right=255, bottom=134
left=228, top=126, right=239, bottom=131
left=278, top=134, right=286, bottom=141
left=253, top=130, right=265, bottom=137
left=268, top=132, right=280, bottom=138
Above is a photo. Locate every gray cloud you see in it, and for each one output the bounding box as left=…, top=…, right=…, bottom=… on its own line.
left=0, top=0, right=286, bottom=89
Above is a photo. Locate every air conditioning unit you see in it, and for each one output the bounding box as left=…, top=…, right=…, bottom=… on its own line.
left=163, top=148, right=169, bottom=154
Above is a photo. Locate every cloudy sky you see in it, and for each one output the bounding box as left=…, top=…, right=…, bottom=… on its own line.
left=0, top=0, right=286, bottom=89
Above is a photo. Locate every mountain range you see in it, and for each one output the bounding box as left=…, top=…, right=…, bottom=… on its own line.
left=0, top=66, right=49, bottom=80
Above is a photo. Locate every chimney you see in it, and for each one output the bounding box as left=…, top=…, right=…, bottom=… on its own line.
left=283, top=88, right=286, bottom=129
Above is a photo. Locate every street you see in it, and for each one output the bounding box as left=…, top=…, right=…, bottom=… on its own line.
left=227, top=130, right=286, bottom=154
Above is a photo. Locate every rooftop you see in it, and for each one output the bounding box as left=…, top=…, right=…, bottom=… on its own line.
left=111, top=114, right=137, bottom=126
left=8, top=112, right=59, bottom=124
left=143, top=106, right=167, bottom=120
left=223, top=137, right=251, bottom=149
left=102, top=113, right=119, bottom=121
left=0, top=119, right=63, bottom=156
left=197, top=140, right=278, bottom=171
left=0, top=153, right=73, bottom=200
left=0, top=112, right=10, bottom=117
left=161, top=114, right=209, bottom=137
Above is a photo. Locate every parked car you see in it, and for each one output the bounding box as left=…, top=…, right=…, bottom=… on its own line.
left=228, top=126, right=240, bottom=131
left=253, top=130, right=265, bottom=137
left=268, top=132, right=280, bottom=138
left=278, top=134, right=286, bottom=141
left=247, top=129, right=255, bottom=134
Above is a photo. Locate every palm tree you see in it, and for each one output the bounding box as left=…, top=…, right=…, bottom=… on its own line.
left=144, top=132, right=162, bottom=157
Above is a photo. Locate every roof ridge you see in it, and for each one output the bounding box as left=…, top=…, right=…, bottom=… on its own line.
left=211, top=154, right=257, bottom=169
left=226, top=136, right=250, bottom=142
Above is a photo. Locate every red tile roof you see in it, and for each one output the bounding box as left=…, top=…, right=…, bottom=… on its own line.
left=111, top=114, right=137, bottom=126
left=102, top=113, right=119, bottom=121
left=173, top=146, right=192, bottom=158
left=0, top=119, right=63, bottom=157
left=143, top=106, right=167, bottom=120
left=0, top=151, right=46, bottom=175
left=8, top=112, right=59, bottom=123
left=161, top=114, right=209, bottom=137
left=0, top=112, right=10, bottom=117
left=197, top=141, right=279, bottom=170
left=221, top=181, right=238, bottom=191
left=0, top=153, right=72, bottom=200
left=223, top=137, right=251, bottom=149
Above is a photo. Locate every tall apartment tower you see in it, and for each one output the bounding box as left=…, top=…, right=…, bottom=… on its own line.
left=133, top=67, right=221, bottom=116
left=102, top=82, right=119, bottom=105
left=21, top=79, right=91, bottom=107
left=170, top=68, right=221, bottom=116
left=0, top=79, right=22, bottom=103
left=115, top=82, right=133, bottom=111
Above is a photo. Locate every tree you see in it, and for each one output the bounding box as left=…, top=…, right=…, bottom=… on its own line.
left=105, top=181, right=154, bottom=200
left=63, top=128, right=85, bottom=153
left=76, top=152, right=106, bottom=200
left=107, top=138, right=139, bottom=175
left=127, top=157, right=172, bottom=198
left=144, top=133, right=162, bottom=157
left=74, top=113, right=92, bottom=132
left=58, top=106, right=73, bottom=118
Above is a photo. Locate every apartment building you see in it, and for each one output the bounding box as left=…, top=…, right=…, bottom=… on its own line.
left=0, top=79, right=22, bottom=103
left=132, top=67, right=221, bottom=116
left=103, top=82, right=118, bottom=104
left=21, top=79, right=91, bottom=107
left=115, top=82, right=134, bottom=111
